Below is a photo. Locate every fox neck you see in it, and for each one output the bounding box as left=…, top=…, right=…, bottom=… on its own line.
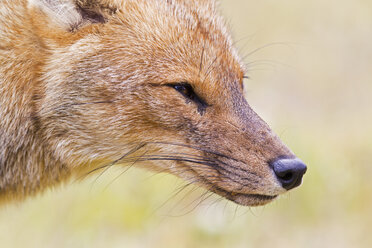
left=0, top=3, right=69, bottom=200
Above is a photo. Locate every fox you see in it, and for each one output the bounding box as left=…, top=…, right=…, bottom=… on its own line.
left=0, top=0, right=307, bottom=206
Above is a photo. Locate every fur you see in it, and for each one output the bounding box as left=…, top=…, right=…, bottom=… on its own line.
left=0, top=0, right=297, bottom=206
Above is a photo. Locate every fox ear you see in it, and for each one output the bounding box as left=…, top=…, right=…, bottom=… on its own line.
left=28, top=0, right=117, bottom=32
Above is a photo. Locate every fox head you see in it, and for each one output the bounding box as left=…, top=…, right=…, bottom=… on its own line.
left=26, top=0, right=306, bottom=206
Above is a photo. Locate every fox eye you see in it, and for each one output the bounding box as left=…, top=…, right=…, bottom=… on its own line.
left=167, top=82, right=208, bottom=115
left=172, top=83, right=195, bottom=99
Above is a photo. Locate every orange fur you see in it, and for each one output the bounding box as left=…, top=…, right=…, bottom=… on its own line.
left=0, top=0, right=302, bottom=206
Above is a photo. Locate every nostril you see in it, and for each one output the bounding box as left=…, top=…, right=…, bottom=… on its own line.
left=280, top=172, right=293, bottom=182
left=270, top=157, right=307, bottom=190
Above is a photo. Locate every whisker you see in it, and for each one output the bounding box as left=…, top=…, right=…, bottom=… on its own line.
left=242, top=42, right=297, bottom=61
left=246, top=59, right=294, bottom=68
left=92, top=149, right=259, bottom=188
left=168, top=184, right=203, bottom=213
left=199, top=40, right=206, bottom=75
left=83, top=145, right=260, bottom=195
left=85, top=143, right=147, bottom=176
left=151, top=180, right=200, bottom=217
left=202, top=56, right=218, bottom=83
left=87, top=143, right=147, bottom=186
left=79, top=141, right=262, bottom=209
left=102, top=149, right=150, bottom=191
left=142, top=151, right=261, bottom=184
left=168, top=190, right=215, bottom=217
left=149, top=141, right=239, bottom=162
left=68, top=100, right=116, bottom=106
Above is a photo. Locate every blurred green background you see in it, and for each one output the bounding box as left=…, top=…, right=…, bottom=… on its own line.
left=1, top=0, right=371, bottom=247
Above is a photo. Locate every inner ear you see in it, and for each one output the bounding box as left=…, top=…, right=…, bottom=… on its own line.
left=75, top=0, right=119, bottom=24
left=29, top=0, right=116, bottom=32
left=76, top=5, right=106, bottom=24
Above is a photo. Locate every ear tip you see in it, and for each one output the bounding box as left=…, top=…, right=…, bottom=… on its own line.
left=29, top=0, right=83, bottom=30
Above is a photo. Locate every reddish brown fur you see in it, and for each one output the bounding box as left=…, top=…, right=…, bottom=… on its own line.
left=0, top=0, right=299, bottom=206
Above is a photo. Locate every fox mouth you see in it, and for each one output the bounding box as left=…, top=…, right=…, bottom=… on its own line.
left=172, top=160, right=278, bottom=207
left=190, top=170, right=278, bottom=206
left=209, top=185, right=278, bottom=206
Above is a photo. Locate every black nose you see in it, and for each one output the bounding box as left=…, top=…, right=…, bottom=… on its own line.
left=270, top=158, right=307, bottom=190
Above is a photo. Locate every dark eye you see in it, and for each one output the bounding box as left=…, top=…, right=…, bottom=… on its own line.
left=172, top=83, right=195, bottom=99
left=167, top=82, right=209, bottom=115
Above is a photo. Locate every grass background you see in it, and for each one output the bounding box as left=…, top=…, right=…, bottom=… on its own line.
left=1, top=0, right=371, bottom=247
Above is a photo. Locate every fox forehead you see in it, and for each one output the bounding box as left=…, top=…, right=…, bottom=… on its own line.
left=113, top=0, right=245, bottom=87
left=28, top=0, right=220, bottom=31
left=28, top=0, right=244, bottom=76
